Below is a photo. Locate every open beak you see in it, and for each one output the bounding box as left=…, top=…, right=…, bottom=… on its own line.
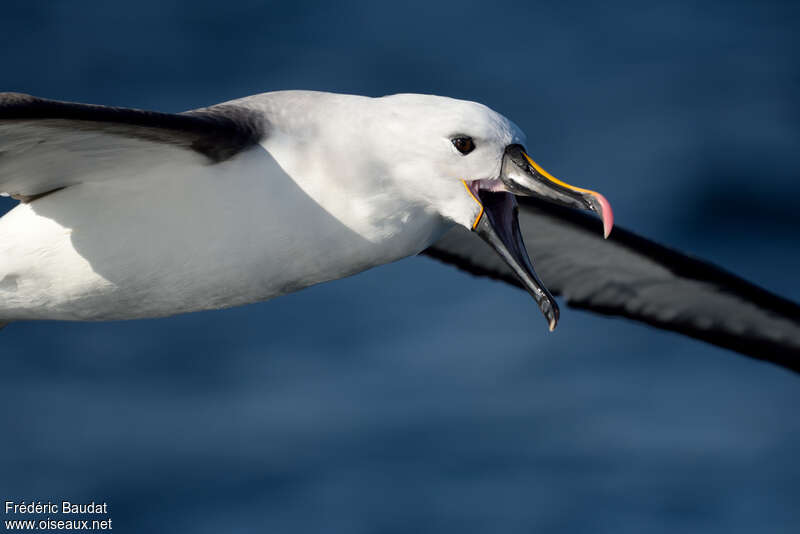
left=466, top=144, right=614, bottom=331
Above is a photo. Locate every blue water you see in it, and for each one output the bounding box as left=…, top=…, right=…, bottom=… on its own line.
left=1, top=1, right=799, bottom=532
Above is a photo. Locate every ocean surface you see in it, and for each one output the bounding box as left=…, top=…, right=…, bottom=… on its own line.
left=1, top=1, right=799, bottom=532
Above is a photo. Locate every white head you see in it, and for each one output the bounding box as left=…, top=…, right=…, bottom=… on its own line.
left=365, top=94, right=525, bottom=229
left=260, top=90, right=613, bottom=330
left=368, top=93, right=614, bottom=330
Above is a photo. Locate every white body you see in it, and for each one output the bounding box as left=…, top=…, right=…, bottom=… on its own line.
left=0, top=91, right=521, bottom=321
left=0, top=151, right=443, bottom=320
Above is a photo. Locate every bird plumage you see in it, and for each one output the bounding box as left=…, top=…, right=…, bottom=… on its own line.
left=0, top=91, right=463, bottom=320
left=1, top=90, right=798, bottom=374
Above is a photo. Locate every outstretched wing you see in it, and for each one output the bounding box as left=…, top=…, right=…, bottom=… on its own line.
left=423, top=197, right=800, bottom=374
left=0, top=92, right=265, bottom=200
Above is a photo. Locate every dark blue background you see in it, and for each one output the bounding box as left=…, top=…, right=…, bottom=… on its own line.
left=2, top=1, right=799, bottom=532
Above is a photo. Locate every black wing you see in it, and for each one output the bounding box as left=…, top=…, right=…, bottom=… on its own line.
left=0, top=92, right=265, bottom=199
left=423, top=197, right=800, bottom=374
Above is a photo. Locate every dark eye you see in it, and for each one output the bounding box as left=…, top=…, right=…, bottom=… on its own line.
left=451, top=136, right=475, bottom=155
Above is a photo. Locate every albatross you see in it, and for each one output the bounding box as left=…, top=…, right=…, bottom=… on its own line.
left=0, top=91, right=798, bottom=373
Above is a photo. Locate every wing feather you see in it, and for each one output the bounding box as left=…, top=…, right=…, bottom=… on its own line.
left=423, top=197, right=800, bottom=373
left=0, top=92, right=266, bottom=198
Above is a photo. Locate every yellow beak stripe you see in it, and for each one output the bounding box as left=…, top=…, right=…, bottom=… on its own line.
left=522, top=152, right=602, bottom=197
left=461, top=180, right=484, bottom=230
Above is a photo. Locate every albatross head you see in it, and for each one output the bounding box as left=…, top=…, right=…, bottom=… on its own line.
left=372, top=94, right=614, bottom=331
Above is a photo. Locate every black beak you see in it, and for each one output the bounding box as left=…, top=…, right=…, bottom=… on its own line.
left=467, top=145, right=613, bottom=331
left=474, top=190, right=559, bottom=331
left=500, top=144, right=613, bottom=238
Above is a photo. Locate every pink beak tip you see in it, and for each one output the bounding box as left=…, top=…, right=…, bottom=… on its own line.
left=594, top=193, right=614, bottom=239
